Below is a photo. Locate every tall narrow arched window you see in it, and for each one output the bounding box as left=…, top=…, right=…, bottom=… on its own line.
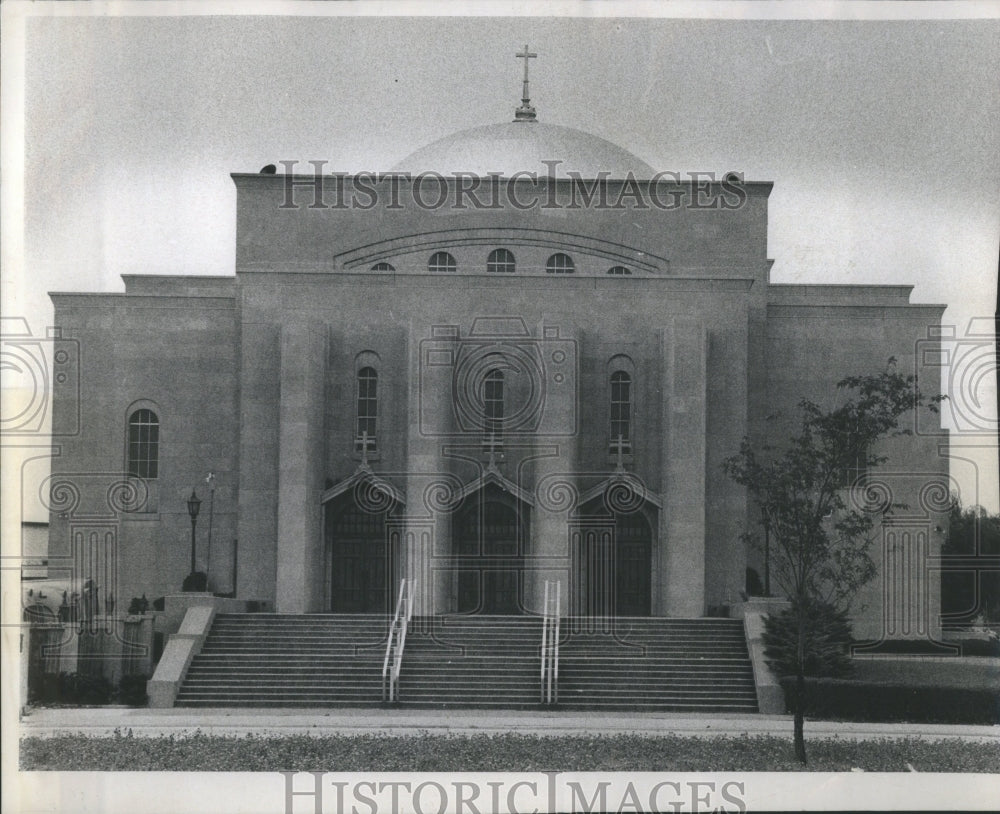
left=127, top=409, right=159, bottom=479
left=609, top=371, right=632, bottom=455
left=483, top=369, right=504, bottom=452
left=546, top=253, right=575, bottom=274
left=487, top=248, right=516, bottom=273
left=356, top=367, right=378, bottom=452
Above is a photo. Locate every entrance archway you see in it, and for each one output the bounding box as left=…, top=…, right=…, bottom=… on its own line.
left=572, top=504, right=654, bottom=617
left=454, top=486, right=527, bottom=614
left=326, top=497, right=398, bottom=614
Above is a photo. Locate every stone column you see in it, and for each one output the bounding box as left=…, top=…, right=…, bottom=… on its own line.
left=660, top=317, right=707, bottom=617
left=236, top=322, right=280, bottom=605
left=274, top=321, right=327, bottom=613
left=405, top=323, right=454, bottom=617
left=528, top=323, right=578, bottom=616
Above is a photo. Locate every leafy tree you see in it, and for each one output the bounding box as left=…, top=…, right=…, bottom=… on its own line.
left=724, top=361, right=942, bottom=763
left=942, top=498, right=1000, bottom=624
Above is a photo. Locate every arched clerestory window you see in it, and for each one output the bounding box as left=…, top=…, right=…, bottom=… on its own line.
left=487, top=249, right=516, bottom=273
left=545, top=253, right=575, bottom=274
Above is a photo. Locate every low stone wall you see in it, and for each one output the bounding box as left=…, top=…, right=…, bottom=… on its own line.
left=148, top=605, right=217, bottom=708
left=734, top=598, right=790, bottom=714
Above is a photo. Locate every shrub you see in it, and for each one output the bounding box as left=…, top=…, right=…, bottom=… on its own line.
left=182, top=572, right=208, bottom=592
left=32, top=672, right=114, bottom=705
left=779, top=676, right=1000, bottom=724
left=763, top=598, right=854, bottom=678
left=117, top=674, right=149, bottom=706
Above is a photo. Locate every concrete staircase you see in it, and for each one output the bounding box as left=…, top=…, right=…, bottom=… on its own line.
left=172, top=614, right=757, bottom=712
left=557, top=617, right=759, bottom=712
left=174, top=613, right=391, bottom=707
left=397, top=615, right=543, bottom=709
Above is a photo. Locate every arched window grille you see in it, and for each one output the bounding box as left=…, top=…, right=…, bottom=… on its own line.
left=545, top=253, right=575, bottom=274
left=487, top=249, right=516, bottom=273
left=607, top=265, right=632, bottom=276
left=356, top=367, right=378, bottom=452
left=609, top=371, right=632, bottom=455
left=370, top=262, right=395, bottom=272
left=483, top=369, right=504, bottom=453
left=127, top=409, right=159, bottom=479
left=428, top=251, right=457, bottom=273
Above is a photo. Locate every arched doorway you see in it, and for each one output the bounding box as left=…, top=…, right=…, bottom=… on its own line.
left=455, top=486, right=527, bottom=614
left=326, top=497, right=398, bottom=614
left=573, top=503, right=654, bottom=617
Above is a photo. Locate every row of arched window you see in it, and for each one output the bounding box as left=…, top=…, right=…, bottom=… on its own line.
left=370, top=252, right=633, bottom=276
left=122, top=368, right=633, bottom=481
left=351, top=367, right=632, bottom=455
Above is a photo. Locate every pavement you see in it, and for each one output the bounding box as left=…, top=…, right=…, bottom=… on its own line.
left=17, top=706, right=1000, bottom=742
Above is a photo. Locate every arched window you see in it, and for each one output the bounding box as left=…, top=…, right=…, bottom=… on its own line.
left=607, top=265, right=632, bottom=276
left=483, top=369, right=504, bottom=452
left=370, top=262, right=395, bottom=272
left=546, top=253, right=575, bottom=274
left=428, top=251, right=457, bottom=273
left=487, top=249, right=516, bottom=274
left=609, top=371, right=631, bottom=454
left=356, top=367, right=378, bottom=452
left=127, top=409, right=159, bottom=479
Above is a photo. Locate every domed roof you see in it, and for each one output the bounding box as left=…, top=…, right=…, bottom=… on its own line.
left=391, top=121, right=656, bottom=180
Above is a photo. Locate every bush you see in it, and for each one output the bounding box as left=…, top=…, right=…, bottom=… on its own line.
left=779, top=676, right=1000, bottom=724
left=763, top=598, right=854, bottom=678
left=117, top=674, right=149, bottom=706
left=182, top=571, right=208, bottom=592
left=31, top=672, right=114, bottom=705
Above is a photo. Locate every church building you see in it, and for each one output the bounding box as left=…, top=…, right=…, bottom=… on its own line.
left=46, top=55, right=949, bottom=653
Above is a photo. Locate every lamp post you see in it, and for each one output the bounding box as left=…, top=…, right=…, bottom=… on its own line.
left=187, top=489, right=202, bottom=575
left=761, top=506, right=771, bottom=597
left=205, top=473, right=216, bottom=579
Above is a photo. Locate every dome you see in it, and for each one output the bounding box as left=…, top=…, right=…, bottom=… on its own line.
left=391, top=121, right=656, bottom=180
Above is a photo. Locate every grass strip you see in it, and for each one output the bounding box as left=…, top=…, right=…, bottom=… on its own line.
left=20, top=732, right=1000, bottom=772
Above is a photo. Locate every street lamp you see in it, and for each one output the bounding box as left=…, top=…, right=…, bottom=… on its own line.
left=187, top=489, right=202, bottom=575
left=204, top=473, right=216, bottom=579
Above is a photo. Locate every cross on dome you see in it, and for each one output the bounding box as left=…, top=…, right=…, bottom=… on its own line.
left=514, top=45, right=538, bottom=122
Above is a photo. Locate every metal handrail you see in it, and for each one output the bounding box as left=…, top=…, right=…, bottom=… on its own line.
left=552, top=580, right=560, bottom=704
left=389, top=579, right=417, bottom=702
left=382, top=579, right=407, bottom=702
left=540, top=580, right=550, bottom=702
left=540, top=579, right=561, bottom=705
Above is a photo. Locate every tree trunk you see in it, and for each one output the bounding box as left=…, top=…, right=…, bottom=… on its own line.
left=794, top=669, right=807, bottom=764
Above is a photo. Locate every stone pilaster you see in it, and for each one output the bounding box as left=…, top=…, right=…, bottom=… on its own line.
left=274, top=321, right=327, bottom=612
left=660, top=317, right=707, bottom=617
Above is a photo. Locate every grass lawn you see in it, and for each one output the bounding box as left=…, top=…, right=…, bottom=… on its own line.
left=20, top=732, right=1000, bottom=772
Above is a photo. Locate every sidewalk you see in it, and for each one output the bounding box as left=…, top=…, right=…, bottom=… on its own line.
left=18, top=706, right=1000, bottom=742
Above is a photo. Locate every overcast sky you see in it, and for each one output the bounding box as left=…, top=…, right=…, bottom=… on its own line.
left=3, top=4, right=998, bottom=512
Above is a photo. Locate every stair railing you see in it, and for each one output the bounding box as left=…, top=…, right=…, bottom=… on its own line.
left=541, top=579, right=561, bottom=704
left=389, top=578, right=417, bottom=703
left=382, top=579, right=408, bottom=702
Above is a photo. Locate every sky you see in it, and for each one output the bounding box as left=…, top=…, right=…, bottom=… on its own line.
left=2, top=2, right=998, bottom=515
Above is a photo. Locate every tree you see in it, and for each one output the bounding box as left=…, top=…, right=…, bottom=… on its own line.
left=942, top=498, right=1000, bottom=625
left=723, top=360, right=942, bottom=763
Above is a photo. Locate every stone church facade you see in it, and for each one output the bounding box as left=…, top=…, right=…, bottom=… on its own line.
left=46, top=104, right=949, bottom=642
